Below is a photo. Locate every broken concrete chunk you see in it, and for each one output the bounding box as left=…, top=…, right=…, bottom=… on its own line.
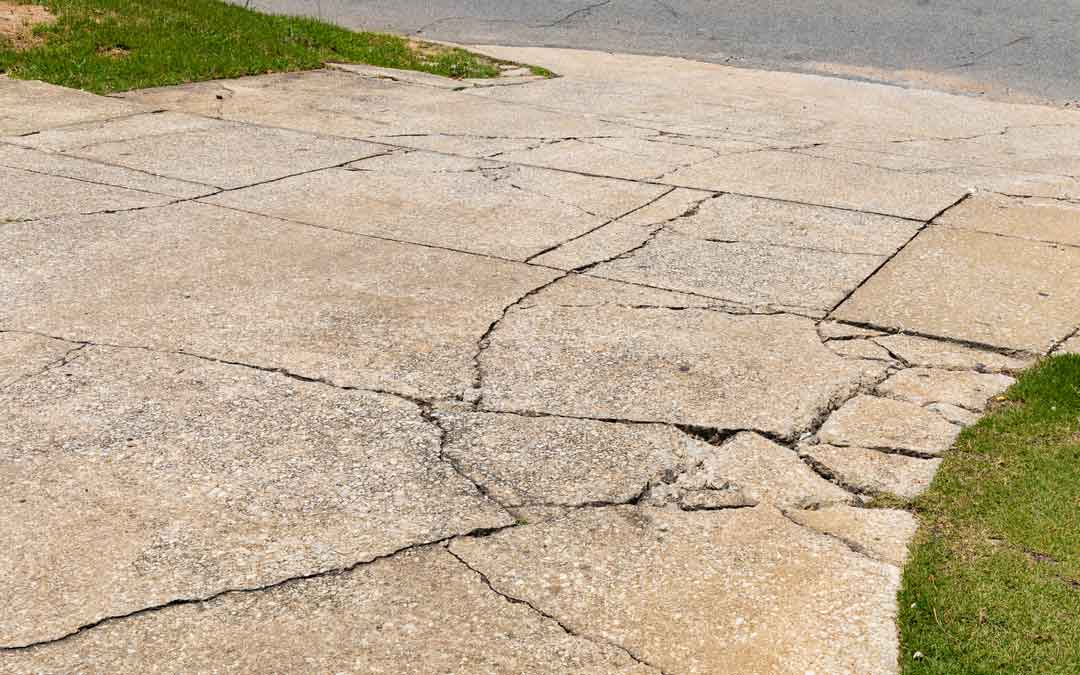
left=799, top=444, right=942, bottom=499
left=436, top=411, right=707, bottom=508
left=873, top=334, right=1033, bottom=372
left=877, top=368, right=1015, bottom=410
left=817, top=395, right=960, bottom=456
left=925, top=402, right=982, bottom=427
left=676, top=432, right=854, bottom=509
left=450, top=505, right=901, bottom=674
left=481, top=304, right=871, bottom=439
left=0, top=347, right=510, bottom=647
left=828, top=339, right=897, bottom=361
left=786, top=505, right=918, bottom=567
left=818, top=321, right=888, bottom=340
left=0, top=548, right=650, bottom=673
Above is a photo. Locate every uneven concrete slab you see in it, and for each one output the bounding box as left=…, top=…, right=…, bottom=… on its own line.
left=877, top=368, right=1015, bottom=411
left=938, top=192, right=1080, bottom=246
left=0, top=202, right=561, bottom=399
left=0, top=164, right=179, bottom=221
left=836, top=227, right=1080, bottom=353
left=827, top=339, right=897, bottom=362
left=0, top=347, right=510, bottom=647
left=873, top=334, right=1033, bottom=372
left=494, top=163, right=671, bottom=219
left=1, top=111, right=224, bottom=152
left=818, top=395, right=961, bottom=456
left=926, top=402, right=983, bottom=427
left=118, top=69, right=632, bottom=142
left=451, top=505, right=901, bottom=675
left=494, top=136, right=719, bottom=181
left=0, top=76, right=145, bottom=136
left=818, top=322, right=888, bottom=340
left=481, top=303, right=874, bottom=438
left=0, top=548, right=648, bottom=673
left=591, top=231, right=884, bottom=311
left=799, top=444, right=943, bottom=499
left=674, top=432, right=854, bottom=509
left=668, top=193, right=921, bottom=255
left=658, top=149, right=963, bottom=219
left=65, top=120, right=388, bottom=189
left=0, top=332, right=74, bottom=388
left=437, top=412, right=706, bottom=508
left=0, top=143, right=212, bottom=200
left=524, top=273, right=717, bottom=310
left=786, top=506, right=918, bottom=567
left=204, top=152, right=664, bottom=260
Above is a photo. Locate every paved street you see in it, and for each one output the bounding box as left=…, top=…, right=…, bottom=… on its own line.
left=2, top=47, right=1079, bottom=672
left=242, top=0, right=1080, bottom=105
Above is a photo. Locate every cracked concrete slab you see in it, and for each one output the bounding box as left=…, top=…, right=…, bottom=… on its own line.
left=63, top=119, right=388, bottom=189
left=828, top=338, right=897, bottom=362
left=0, top=76, right=146, bottom=136
left=436, top=411, right=706, bottom=508
left=667, top=192, right=922, bottom=255
left=0, top=164, right=181, bottom=221
left=0, top=111, right=225, bottom=152
left=494, top=136, right=719, bottom=181
left=0, top=346, right=510, bottom=647
left=204, top=152, right=664, bottom=260
left=0, top=202, right=561, bottom=399
left=659, top=149, right=963, bottom=219
left=786, top=506, right=918, bottom=567
left=817, top=395, right=961, bottom=456
left=872, top=334, right=1033, bottom=372
left=481, top=303, right=876, bottom=438
left=590, top=230, right=885, bottom=311
left=0, top=332, right=74, bottom=388
left=674, top=431, right=854, bottom=509
left=835, top=226, right=1080, bottom=353
left=937, top=192, right=1080, bottom=247
left=0, top=143, right=212, bottom=200
left=451, top=505, right=901, bottom=674
left=799, top=443, right=942, bottom=499
left=876, top=368, right=1015, bottom=411
left=0, top=548, right=649, bottom=673
left=118, top=69, right=632, bottom=141
left=1055, top=335, right=1080, bottom=355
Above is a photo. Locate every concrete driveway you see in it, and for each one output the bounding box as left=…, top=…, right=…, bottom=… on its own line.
left=2, top=47, right=1079, bottom=672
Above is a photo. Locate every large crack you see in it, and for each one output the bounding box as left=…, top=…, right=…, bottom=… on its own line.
left=0, top=528, right=519, bottom=653
left=444, top=548, right=667, bottom=674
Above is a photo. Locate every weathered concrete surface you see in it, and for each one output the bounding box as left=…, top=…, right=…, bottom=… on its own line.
left=0, top=203, right=560, bottom=399
left=873, top=334, right=1033, bottom=372
left=877, top=368, right=1015, bottom=411
left=939, top=193, right=1080, bottom=247
left=836, top=227, right=1080, bottom=353
left=204, top=151, right=665, bottom=260
left=818, top=395, right=961, bottom=456
left=0, top=346, right=510, bottom=646
left=1055, top=334, right=1080, bottom=355
left=673, top=432, right=854, bottom=509
left=481, top=304, right=875, bottom=438
left=0, top=76, right=145, bottom=136
left=0, top=548, right=650, bottom=674
left=786, top=506, right=919, bottom=567
left=0, top=332, right=74, bottom=388
left=436, top=411, right=704, bottom=508
left=451, top=506, right=901, bottom=675
left=800, top=444, right=943, bottom=499
left=6, top=43, right=1080, bottom=671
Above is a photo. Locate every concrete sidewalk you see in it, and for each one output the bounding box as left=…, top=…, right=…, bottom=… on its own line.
left=1, top=47, right=1078, bottom=673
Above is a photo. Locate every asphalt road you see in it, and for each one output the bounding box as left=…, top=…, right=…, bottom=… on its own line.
left=243, top=0, right=1080, bottom=106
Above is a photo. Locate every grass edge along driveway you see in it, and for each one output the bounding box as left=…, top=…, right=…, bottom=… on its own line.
left=0, top=0, right=550, bottom=94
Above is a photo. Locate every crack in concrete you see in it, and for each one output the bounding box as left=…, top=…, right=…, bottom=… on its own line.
left=537, top=0, right=613, bottom=28
left=0, top=529, right=516, bottom=652
left=444, top=548, right=667, bottom=674
left=0, top=342, right=86, bottom=392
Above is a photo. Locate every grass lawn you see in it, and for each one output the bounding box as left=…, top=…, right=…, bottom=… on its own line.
left=898, top=354, right=1080, bottom=673
left=0, top=0, right=544, bottom=94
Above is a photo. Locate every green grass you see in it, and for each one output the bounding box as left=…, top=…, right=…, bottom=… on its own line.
left=899, top=354, right=1080, bottom=674
left=0, top=0, right=530, bottom=93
